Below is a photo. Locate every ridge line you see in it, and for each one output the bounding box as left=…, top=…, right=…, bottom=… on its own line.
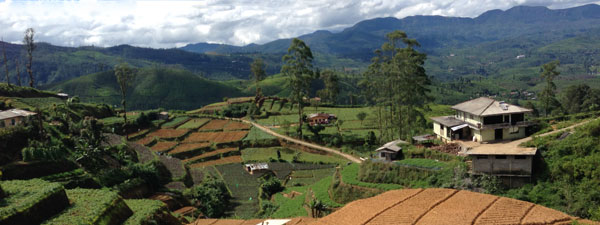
left=471, top=196, right=501, bottom=225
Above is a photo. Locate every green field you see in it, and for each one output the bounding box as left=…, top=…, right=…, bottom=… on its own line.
left=395, top=158, right=447, bottom=170
left=241, top=147, right=348, bottom=165
left=177, top=118, right=210, bottom=129
left=243, top=126, right=278, bottom=141
left=341, top=164, right=403, bottom=191
left=161, top=116, right=190, bottom=128
left=123, top=199, right=166, bottom=225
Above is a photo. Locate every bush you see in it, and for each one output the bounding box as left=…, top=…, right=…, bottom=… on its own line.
left=185, top=176, right=231, bottom=218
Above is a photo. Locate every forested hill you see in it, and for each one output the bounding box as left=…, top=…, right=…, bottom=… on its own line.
left=182, top=4, right=600, bottom=60
left=0, top=41, right=253, bottom=85
left=45, top=67, right=244, bottom=110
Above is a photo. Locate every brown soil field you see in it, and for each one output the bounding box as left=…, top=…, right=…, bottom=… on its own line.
left=223, top=121, right=251, bottom=131
left=136, top=136, right=156, bottom=146
left=128, top=129, right=150, bottom=139
left=183, top=131, right=248, bottom=144
left=475, top=197, right=534, bottom=225
left=521, top=205, right=571, bottom=224
left=198, top=119, right=229, bottom=131
left=312, top=188, right=595, bottom=225
left=366, top=188, right=457, bottom=225
left=169, top=142, right=211, bottom=155
left=150, top=141, right=178, bottom=153
left=182, top=148, right=238, bottom=163
left=316, top=189, right=423, bottom=225
left=189, top=156, right=242, bottom=168
left=417, top=190, right=497, bottom=225
left=148, top=128, right=189, bottom=139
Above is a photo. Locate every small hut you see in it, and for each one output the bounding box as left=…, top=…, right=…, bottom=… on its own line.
left=374, top=140, right=406, bottom=161
left=245, top=163, right=269, bottom=175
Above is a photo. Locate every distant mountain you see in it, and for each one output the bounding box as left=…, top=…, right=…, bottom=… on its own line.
left=181, top=4, right=600, bottom=60
left=0, top=41, right=254, bottom=86
left=45, top=68, right=246, bottom=110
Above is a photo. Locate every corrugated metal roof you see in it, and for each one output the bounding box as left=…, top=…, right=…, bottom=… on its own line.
left=451, top=97, right=532, bottom=116
left=430, top=116, right=466, bottom=127
left=375, top=139, right=406, bottom=152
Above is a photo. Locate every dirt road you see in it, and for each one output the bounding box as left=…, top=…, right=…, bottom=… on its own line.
left=233, top=118, right=363, bottom=163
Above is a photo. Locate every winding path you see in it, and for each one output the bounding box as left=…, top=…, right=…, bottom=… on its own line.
left=232, top=118, right=363, bottom=163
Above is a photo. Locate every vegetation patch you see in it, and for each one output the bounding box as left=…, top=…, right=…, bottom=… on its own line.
left=177, top=118, right=210, bottom=130
left=183, top=131, right=248, bottom=144
left=161, top=116, right=190, bottom=129
left=395, top=158, right=447, bottom=170
left=243, top=126, right=278, bottom=141
left=0, top=179, right=69, bottom=225
left=42, top=188, right=133, bottom=225
left=123, top=199, right=167, bottom=225
left=168, top=142, right=212, bottom=157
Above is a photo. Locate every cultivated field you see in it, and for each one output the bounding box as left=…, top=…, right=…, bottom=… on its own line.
left=150, top=141, right=178, bottom=152
left=147, top=129, right=189, bottom=140
left=182, top=131, right=249, bottom=144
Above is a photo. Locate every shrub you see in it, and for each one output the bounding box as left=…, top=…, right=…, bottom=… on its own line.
left=185, top=176, right=231, bottom=218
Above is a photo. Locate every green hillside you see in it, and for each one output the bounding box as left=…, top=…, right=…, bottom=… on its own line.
left=46, top=67, right=246, bottom=110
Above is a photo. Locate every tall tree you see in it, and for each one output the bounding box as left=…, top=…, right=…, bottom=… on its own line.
left=539, top=60, right=561, bottom=116
left=23, top=28, right=36, bottom=87
left=15, top=59, right=21, bottom=86
left=320, top=70, right=339, bottom=104
left=114, top=62, right=136, bottom=139
left=281, top=38, right=315, bottom=139
left=1, top=39, right=9, bottom=87
left=363, top=30, right=432, bottom=141
left=250, top=58, right=266, bottom=99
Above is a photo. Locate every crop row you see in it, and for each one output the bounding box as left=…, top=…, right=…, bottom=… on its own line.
left=147, top=129, right=190, bottom=140
left=182, top=148, right=239, bottom=164
left=189, top=156, right=243, bottom=168
left=150, top=141, right=178, bottom=153
left=177, top=118, right=210, bottom=130
left=183, top=131, right=248, bottom=144
left=199, top=119, right=230, bottom=131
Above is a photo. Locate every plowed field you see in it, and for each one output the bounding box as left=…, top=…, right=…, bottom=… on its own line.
left=189, top=155, right=242, bottom=168
left=223, top=121, right=252, bottom=131
left=150, top=141, right=178, bottom=152
left=183, top=148, right=239, bottom=163
left=198, top=119, right=229, bottom=131
left=183, top=131, right=248, bottom=144
left=148, top=129, right=189, bottom=139
left=136, top=136, right=155, bottom=146
left=169, top=142, right=211, bottom=155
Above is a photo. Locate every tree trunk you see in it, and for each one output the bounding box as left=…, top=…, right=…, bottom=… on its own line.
left=122, top=99, right=128, bottom=140
left=298, top=101, right=303, bottom=139
left=15, top=59, right=21, bottom=86
left=27, top=56, right=34, bottom=87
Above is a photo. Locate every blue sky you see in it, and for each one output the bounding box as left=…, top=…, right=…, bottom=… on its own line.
left=0, top=0, right=598, bottom=48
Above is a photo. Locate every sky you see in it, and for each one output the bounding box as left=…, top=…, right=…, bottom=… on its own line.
left=0, top=0, right=599, bottom=48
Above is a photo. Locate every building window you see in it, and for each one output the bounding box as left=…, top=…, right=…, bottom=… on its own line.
left=380, top=153, right=385, bottom=157
left=509, top=127, right=519, bottom=134
left=469, top=114, right=473, bottom=120
left=515, top=155, right=527, bottom=160
left=10, top=119, right=16, bottom=126
left=476, top=155, right=488, bottom=159
left=495, top=155, right=507, bottom=159
left=0, top=121, right=4, bottom=128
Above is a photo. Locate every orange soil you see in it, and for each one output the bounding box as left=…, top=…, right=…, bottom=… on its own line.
left=182, top=148, right=238, bottom=163
left=148, top=128, right=189, bottom=139
left=150, top=141, right=178, bottom=152
left=169, top=142, right=211, bottom=155
left=198, top=119, right=229, bottom=131
left=189, top=156, right=242, bottom=168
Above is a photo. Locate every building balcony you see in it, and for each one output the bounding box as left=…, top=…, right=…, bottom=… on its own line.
left=478, top=121, right=535, bottom=130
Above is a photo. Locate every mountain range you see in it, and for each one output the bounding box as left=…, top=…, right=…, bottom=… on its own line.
left=3, top=4, right=600, bottom=109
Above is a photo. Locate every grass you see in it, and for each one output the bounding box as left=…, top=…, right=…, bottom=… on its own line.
left=161, top=116, right=190, bottom=129
left=395, top=158, right=447, bottom=170
left=341, top=164, right=403, bottom=191
left=177, top=118, right=210, bottom=129
left=0, top=179, right=65, bottom=221
left=241, top=147, right=349, bottom=165
left=42, top=188, right=125, bottom=225
left=271, top=173, right=343, bottom=218
left=124, top=199, right=166, bottom=225
left=287, top=168, right=336, bottom=187
left=243, top=126, right=278, bottom=141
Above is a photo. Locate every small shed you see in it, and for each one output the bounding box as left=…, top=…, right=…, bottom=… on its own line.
left=374, top=140, right=407, bottom=161
left=0, top=109, right=37, bottom=128
left=56, top=93, right=69, bottom=100
left=159, top=111, right=169, bottom=120
left=245, top=163, right=269, bottom=175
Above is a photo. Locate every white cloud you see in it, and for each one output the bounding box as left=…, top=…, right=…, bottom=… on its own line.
left=0, top=0, right=598, bottom=48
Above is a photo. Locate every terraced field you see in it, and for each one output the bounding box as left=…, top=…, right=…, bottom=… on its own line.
left=312, top=188, right=589, bottom=225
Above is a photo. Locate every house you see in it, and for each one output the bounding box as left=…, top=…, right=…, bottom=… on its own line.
left=307, top=113, right=336, bottom=126
left=0, top=109, right=36, bottom=128
left=374, top=139, right=406, bottom=161
left=245, top=163, right=269, bottom=175
left=431, top=97, right=534, bottom=143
